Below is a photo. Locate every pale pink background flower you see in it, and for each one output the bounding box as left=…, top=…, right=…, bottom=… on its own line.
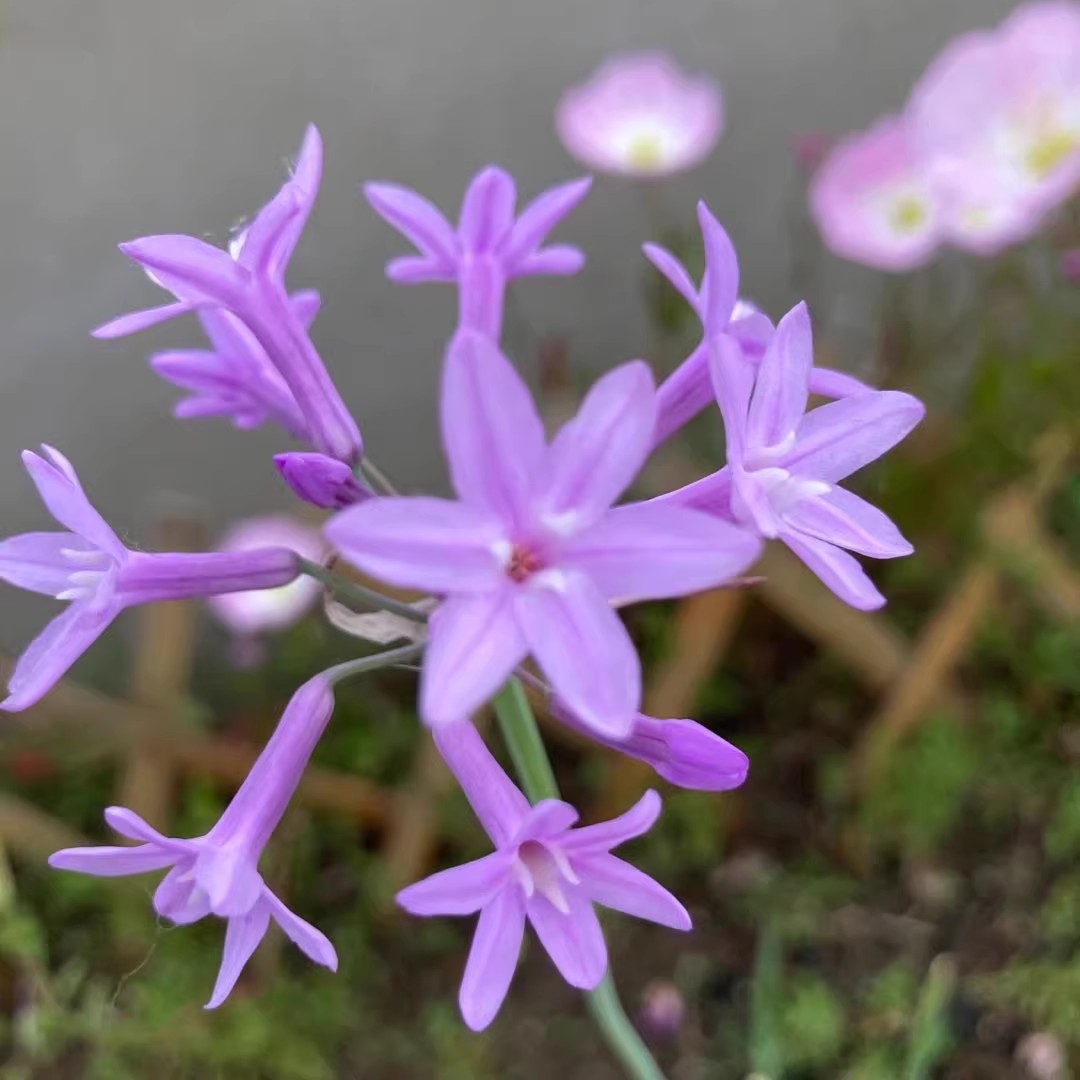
left=809, top=116, right=943, bottom=272
left=208, top=515, right=324, bottom=635
left=556, top=53, right=723, bottom=178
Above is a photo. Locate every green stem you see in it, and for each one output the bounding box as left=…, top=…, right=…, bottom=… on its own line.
left=298, top=559, right=428, bottom=624
left=491, top=678, right=666, bottom=1080
left=324, top=642, right=425, bottom=685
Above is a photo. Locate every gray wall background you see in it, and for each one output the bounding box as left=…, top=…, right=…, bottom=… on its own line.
left=0, top=0, right=1014, bottom=646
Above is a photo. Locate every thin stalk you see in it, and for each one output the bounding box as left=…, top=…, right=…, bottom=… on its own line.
left=324, top=642, right=425, bottom=685
left=360, top=456, right=400, bottom=496
left=298, top=559, right=428, bottom=624
left=491, top=677, right=666, bottom=1080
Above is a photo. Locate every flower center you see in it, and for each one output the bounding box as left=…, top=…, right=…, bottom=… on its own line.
left=889, top=195, right=928, bottom=234
left=506, top=544, right=542, bottom=583
left=56, top=547, right=113, bottom=602
left=515, top=840, right=579, bottom=913
left=1026, top=128, right=1076, bottom=179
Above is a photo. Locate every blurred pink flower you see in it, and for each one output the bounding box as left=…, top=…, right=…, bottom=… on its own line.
left=810, top=116, right=943, bottom=272
left=208, top=515, right=323, bottom=636
left=556, top=53, right=723, bottom=177
left=908, top=3, right=1080, bottom=255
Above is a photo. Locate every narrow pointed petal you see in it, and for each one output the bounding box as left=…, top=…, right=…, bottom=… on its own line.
left=653, top=343, right=712, bottom=447
left=516, top=572, right=640, bottom=738
left=782, top=530, right=886, bottom=610
left=512, top=246, right=585, bottom=276
left=730, top=305, right=774, bottom=357
left=205, top=906, right=272, bottom=1009
left=806, top=366, right=873, bottom=399
left=262, top=890, right=338, bottom=970
left=49, top=845, right=177, bottom=877
left=746, top=302, right=813, bottom=452
left=289, top=288, right=322, bottom=329
left=642, top=243, right=700, bottom=312
left=22, top=449, right=123, bottom=556
left=433, top=722, right=531, bottom=845
left=459, top=167, right=516, bottom=252
left=119, top=235, right=249, bottom=309
left=105, top=806, right=192, bottom=850
left=562, top=502, right=762, bottom=603
left=441, top=330, right=546, bottom=526
left=707, top=335, right=755, bottom=462
left=92, top=300, right=194, bottom=339
left=561, top=790, right=662, bottom=856
left=0, top=532, right=88, bottom=596
left=697, top=202, right=739, bottom=331
left=386, top=254, right=450, bottom=283
left=577, top=853, right=691, bottom=930
left=502, top=177, right=591, bottom=268
left=526, top=890, right=607, bottom=990
left=326, top=496, right=506, bottom=593
left=364, top=182, right=459, bottom=269
left=513, top=800, right=580, bottom=843
left=540, top=361, right=657, bottom=531
left=2, top=600, right=122, bottom=712
left=397, top=852, right=514, bottom=916
left=784, top=487, right=913, bottom=558
left=785, top=391, right=925, bottom=483
left=460, top=888, right=526, bottom=1031
left=420, top=591, right=528, bottom=727
left=649, top=467, right=735, bottom=520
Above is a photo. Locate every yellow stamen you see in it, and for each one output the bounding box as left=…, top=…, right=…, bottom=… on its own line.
left=626, top=133, right=665, bottom=171
left=889, top=196, right=927, bottom=234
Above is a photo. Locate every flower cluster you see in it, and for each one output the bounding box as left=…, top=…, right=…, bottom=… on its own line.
left=3, top=124, right=922, bottom=1026
left=811, top=1, right=1080, bottom=269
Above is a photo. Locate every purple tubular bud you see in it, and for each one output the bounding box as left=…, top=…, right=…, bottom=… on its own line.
left=274, top=452, right=372, bottom=510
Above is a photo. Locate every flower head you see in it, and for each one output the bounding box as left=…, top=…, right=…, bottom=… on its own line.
left=658, top=303, right=924, bottom=610
left=648, top=203, right=870, bottom=445
left=327, top=330, right=761, bottom=737
left=397, top=722, right=688, bottom=1030
left=94, top=126, right=362, bottom=463
left=365, top=168, right=590, bottom=338
left=207, top=515, right=325, bottom=636
left=809, top=116, right=944, bottom=272
left=556, top=53, right=723, bottom=177
left=908, top=2, right=1080, bottom=254
left=49, top=676, right=338, bottom=1008
left=0, top=448, right=301, bottom=710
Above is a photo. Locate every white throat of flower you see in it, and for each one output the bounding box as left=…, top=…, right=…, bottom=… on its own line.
left=512, top=840, right=580, bottom=914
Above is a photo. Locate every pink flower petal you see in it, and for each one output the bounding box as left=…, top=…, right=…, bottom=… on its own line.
left=781, top=530, right=886, bottom=610
left=262, top=889, right=338, bottom=970
left=458, top=167, right=517, bottom=253
left=397, top=852, right=514, bottom=916
left=0, top=532, right=89, bottom=596
left=784, top=487, right=912, bottom=559
left=561, top=502, right=761, bottom=602
left=420, top=591, right=528, bottom=727
left=205, top=906, right=272, bottom=1010
left=459, top=888, right=525, bottom=1031
left=364, top=182, right=459, bottom=270
left=515, top=572, right=640, bottom=738
left=697, top=203, right=739, bottom=331
left=577, top=853, right=691, bottom=930
left=502, top=177, right=591, bottom=270
left=526, top=889, right=607, bottom=990
left=561, top=790, right=662, bottom=856
left=48, top=845, right=177, bottom=877
left=746, top=302, right=813, bottom=453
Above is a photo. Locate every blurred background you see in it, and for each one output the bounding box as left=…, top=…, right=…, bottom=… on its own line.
left=0, top=0, right=1078, bottom=1077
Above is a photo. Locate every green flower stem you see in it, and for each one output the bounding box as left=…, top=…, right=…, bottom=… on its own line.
left=324, top=642, right=426, bottom=685
left=491, top=678, right=666, bottom=1080
left=298, top=559, right=428, bottom=624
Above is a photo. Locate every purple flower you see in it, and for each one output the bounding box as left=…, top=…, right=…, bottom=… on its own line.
left=398, top=722, right=689, bottom=1030
left=149, top=297, right=317, bottom=441
left=556, top=53, right=723, bottom=178
left=647, top=203, right=870, bottom=446
left=809, top=116, right=944, bottom=272
left=656, top=303, right=924, bottom=610
left=908, top=2, right=1080, bottom=255
left=273, top=451, right=371, bottom=510
left=326, top=330, right=761, bottom=736
left=93, top=126, right=362, bottom=463
left=550, top=700, right=748, bottom=792
left=49, top=676, right=338, bottom=1008
left=0, top=448, right=302, bottom=710
left=207, top=515, right=325, bottom=637
left=364, top=168, right=590, bottom=339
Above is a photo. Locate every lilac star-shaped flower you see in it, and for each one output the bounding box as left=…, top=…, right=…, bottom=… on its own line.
left=326, top=329, right=762, bottom=737
left=365, top=167, right=591, bottom=339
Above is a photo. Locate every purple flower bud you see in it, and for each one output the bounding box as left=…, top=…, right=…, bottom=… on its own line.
left=638, top=979, right=686, bottom=1041
left=274, top=451, right=371, bottom=510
